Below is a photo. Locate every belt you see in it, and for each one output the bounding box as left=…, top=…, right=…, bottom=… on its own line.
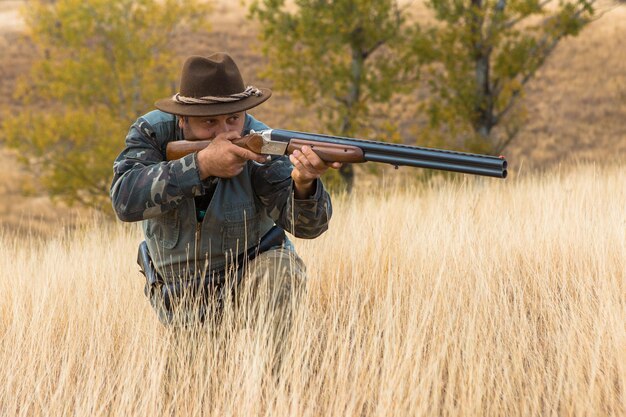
left=137, top=226, right=287, bottom=311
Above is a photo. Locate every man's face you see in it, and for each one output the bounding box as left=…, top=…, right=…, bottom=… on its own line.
left=179, top=112, right=245, bottom=140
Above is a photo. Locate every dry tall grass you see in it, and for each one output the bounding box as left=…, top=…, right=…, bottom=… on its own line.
left=0, top=162, right=624, bottom=417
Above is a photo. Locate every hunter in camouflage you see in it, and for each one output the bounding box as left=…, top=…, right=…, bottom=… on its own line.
left=110, top=53, right=339, bottom=326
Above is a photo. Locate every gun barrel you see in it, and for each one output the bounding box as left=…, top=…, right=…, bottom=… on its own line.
left=367, top=154, right=506, bottom=178
left=270, top=129, right=507, bottom=178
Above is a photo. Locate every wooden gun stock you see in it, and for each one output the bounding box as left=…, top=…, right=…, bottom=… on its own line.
left=166, top=135, right=365, bottom=163
left=165, top=140, right=209, bottom=161
left=165, top=134, right=264, bottom=161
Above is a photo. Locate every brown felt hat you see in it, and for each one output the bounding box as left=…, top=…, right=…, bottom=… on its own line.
left=155, top=53, right=271, bottom=117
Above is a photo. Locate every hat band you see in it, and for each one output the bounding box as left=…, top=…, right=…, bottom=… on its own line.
left=172, top=86, right=263, bottom=104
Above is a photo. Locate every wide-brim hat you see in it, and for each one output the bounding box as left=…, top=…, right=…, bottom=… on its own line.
left=155, top=53, right=272, bottom=117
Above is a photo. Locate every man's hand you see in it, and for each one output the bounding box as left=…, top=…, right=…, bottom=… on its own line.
left=196, top=131, right=267, bottom=179
left=289, top=145, right=341, bottom=199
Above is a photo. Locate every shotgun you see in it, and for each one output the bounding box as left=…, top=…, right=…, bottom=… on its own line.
left=166, top=129, right=508, bottom=179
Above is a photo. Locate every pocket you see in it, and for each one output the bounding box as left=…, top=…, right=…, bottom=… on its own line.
left=152, top=209, right=180, bottom=249
left=222, top=203, right=260, bottom=253
left=262, top=158, right=292, bottom=185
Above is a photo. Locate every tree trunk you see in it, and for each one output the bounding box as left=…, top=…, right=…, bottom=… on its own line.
left=338, top=45, right=365, bottom=192
left=470, top=0, right=495, bottom=152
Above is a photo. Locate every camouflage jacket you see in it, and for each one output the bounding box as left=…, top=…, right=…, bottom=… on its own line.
left=110, top=110, right=332, bottom=281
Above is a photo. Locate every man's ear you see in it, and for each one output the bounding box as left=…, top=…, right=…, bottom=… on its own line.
left=177, top=116, right=184, bottom=129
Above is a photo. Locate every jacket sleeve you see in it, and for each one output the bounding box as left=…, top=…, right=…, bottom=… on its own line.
left=110, top=117, right=207, bottom=222
left=251, top=157, right=333, bottom=239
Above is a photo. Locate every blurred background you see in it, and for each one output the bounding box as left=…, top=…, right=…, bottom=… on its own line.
left=0, top=0, right=624, bottom=235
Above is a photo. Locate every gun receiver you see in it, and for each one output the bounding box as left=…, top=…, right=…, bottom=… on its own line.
left=166, top=129, right=508, bottom=179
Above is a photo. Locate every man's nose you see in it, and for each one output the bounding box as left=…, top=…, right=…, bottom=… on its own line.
left=215, top=120, right=238, bottom=135
left=214, top=120, right=228, bottom=133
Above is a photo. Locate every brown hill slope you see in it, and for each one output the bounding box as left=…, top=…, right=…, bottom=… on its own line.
left=507, top=5, right=626, bottom=169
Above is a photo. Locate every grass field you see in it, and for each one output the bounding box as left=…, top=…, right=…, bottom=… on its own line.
left=1, top=162, right=624, bottom=416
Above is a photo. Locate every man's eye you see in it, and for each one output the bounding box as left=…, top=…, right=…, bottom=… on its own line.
left=229, top=116, right=240, bottom=122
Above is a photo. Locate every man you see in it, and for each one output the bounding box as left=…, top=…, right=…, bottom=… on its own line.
left=110, top=53, right=339, bottom=326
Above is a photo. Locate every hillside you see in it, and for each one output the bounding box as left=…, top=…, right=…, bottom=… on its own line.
left=0, top=1, right=624, bottom=234
left=508, top=4, right=626, bottom=168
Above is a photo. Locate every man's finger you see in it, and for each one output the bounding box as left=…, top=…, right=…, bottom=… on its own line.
left=232, top=145, right=267, bottom=163
left=293, top=149, right=315, bottom=171
left=301, top=146, right=328, bottom=170
left=289, top=154, right=302, bottom=168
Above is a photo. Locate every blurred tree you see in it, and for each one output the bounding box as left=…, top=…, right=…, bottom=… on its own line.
left=418, top=0, right=596, bottom=154
left=0, top=0, right=211, bottom=213
left=250, top=0, right=423, bottom=191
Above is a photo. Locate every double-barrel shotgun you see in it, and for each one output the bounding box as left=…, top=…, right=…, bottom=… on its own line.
left=166, top=129, right=508, bottom=179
